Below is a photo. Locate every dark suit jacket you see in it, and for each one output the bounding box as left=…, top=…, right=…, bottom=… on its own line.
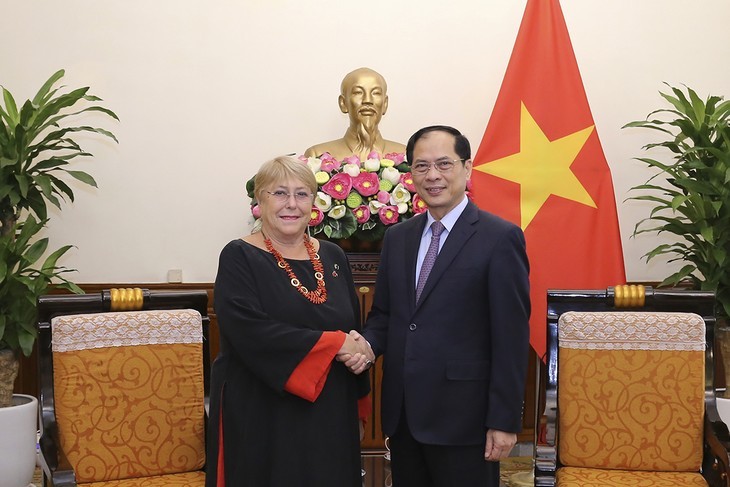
left=363, top=200, right=530, bottom=446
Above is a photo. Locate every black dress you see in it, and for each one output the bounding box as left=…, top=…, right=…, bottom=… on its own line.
left=206, top=238, right=369, bottom=487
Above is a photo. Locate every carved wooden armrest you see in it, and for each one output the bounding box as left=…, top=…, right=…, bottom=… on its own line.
left=38, top=420, right=77, bottom=487
left=535, top=398, right=557, bottom=486
left=702, top=411, right=730, bottom=486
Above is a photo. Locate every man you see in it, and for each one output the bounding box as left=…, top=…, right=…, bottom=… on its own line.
left=353, top=125, right=530, bottom=486
left=304, top=67, right=405, bottom=161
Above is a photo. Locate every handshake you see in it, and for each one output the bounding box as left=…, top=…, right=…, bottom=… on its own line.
left=336, top=330, right=375, bottom=375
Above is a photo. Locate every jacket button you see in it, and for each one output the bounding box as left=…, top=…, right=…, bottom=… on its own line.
left=409, top=323, right=417, bottom=331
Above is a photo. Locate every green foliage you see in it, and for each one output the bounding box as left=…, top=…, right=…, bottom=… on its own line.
left=0, top=69, right=117, bottom=355
left=0, top=216, right=82, bottom=356
left=624, top=84, right=730, bottom=320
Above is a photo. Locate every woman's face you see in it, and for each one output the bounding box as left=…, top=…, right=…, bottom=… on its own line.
left=259, top=177, right=314, bottom=242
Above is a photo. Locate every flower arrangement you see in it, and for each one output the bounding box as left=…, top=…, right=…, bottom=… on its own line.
left=246, top=152, right=427, bottom=241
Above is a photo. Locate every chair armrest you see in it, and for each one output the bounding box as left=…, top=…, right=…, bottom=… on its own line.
left=703, top=406, right=730, bottom=487
left=535, top=408, right=557, bottom=486
left=536, top=317, right=558, bottom=487
left=38, top=420, right=77, bottom=486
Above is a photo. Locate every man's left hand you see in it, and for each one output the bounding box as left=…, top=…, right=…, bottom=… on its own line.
left=484, top=429, right=517, bottom=461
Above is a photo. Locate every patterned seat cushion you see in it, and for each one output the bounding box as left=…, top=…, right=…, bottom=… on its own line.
left=557, top=311, right=705, bottom=472
left=52, top=309, right=206, bottom=483
left=80, top=470, right=205, bottom=486
left=556, top=466, right=708, bottom=486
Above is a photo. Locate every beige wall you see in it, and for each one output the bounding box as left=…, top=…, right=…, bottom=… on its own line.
left=1, top=0, right=729, bottom=283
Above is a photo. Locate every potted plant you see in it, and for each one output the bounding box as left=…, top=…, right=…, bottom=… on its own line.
left=0, top=69, right=118, bottom=407
left=624, top=84, right=730, bottom=377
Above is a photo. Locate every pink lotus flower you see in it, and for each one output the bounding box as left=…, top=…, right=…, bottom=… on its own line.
left=466, top=178, right=473, bottom=191
left=353, top=205, right=371, bottom=224
left=309, top=207, right=324, bottom=226
left=342, top=155, right=361, bottom=166
left=412, top=194, right=428, bottom=214
left=322, top=172, right=353, bottom=200
left=367, top=151, right=379, bottom=160
left=379, top=205, right=400, bottom=225
left=384, top=152, right=406, bottom=164
left=353, top=172, right=380, bottom=197
left=376, top=190, right=390, bottom=204
left=400, top=172, right=416, bottom=192
left=252, top=205, right=261, bottom=218
left=319, top=153, right=342, bottom=173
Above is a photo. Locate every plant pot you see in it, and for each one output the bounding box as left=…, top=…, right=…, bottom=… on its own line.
left=0, top=394, right=38, bottom=487
left=717, top=396, right=730, bottom=426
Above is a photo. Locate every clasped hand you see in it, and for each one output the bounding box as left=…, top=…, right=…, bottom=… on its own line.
left=336, top=330, right=375, bottom=375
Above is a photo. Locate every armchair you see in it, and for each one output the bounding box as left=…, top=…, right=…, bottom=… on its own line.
left=36, top=288, right=210, bottom=486
left=535, top=286, right=730, bottom=486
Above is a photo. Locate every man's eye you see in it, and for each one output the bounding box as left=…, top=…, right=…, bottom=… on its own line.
left=436, top=161, right=454, bottom=170
left=413, top=164, right=428, bottom=172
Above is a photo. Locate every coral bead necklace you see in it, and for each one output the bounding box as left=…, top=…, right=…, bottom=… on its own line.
left=263, top=233, right=328, bottom=305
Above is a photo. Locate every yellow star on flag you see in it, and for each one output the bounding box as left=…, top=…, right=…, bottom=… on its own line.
left=475, top=103, right=596, bottom=230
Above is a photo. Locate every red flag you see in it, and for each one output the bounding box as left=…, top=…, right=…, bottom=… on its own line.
left=472, top=0, right=625, bottom=359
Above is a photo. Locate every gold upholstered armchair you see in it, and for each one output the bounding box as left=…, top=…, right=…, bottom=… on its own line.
left=36, top=288, right=210, bottom=487
left=535, top=286, right=730, bottom=487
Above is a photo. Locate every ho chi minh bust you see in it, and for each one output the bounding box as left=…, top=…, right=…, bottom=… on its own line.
left=304, top=67, right=406, bottom=161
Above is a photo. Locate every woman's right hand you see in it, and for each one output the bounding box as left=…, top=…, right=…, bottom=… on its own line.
left=336, top=331, right=374, bottom=374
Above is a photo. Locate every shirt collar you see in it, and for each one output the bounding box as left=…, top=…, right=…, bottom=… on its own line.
left=423, top=195, right=469, bottom=236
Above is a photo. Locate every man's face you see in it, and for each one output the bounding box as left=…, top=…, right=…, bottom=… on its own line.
left=411, top=131, right=472, bottom=220
left=339, top=71, right=388, bottom=130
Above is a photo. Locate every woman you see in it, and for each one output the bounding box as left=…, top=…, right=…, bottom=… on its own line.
left=207, top=156, right=371, bottom=487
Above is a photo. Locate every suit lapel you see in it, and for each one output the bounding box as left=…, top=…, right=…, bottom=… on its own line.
left=415, top=202, right=479, bottom=310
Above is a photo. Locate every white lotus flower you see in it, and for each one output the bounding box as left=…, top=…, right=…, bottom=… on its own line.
left=397, top=202, right=409, bottom=214
left=390, top=183, right=412, bottom=205
left=342, top=163, right=361, bottom=177
left=315, top=191, right=332, bottom=211
left=328, top=204, right=347, bottom=220
left=306, top=157, right=322, bottom=173
left=363, top=158, right=381, bottom=172
left=368, top=200, right=386, bottom=213
left=381, top=166, right=402, bottom=184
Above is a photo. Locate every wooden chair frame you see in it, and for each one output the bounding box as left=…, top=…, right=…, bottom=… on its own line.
left=36, top=288, right=211, bottom=487
left=534, top=286, right=730, bottom=487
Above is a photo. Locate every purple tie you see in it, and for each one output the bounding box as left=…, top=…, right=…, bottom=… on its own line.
left=416, top=221, right=445, bottom=302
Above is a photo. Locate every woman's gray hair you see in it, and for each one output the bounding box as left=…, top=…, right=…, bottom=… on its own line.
left=253, top=156, right=317, bottom=202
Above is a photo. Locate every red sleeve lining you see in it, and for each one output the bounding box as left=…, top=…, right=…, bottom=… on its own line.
left=284, top=331, right=346, bottom=402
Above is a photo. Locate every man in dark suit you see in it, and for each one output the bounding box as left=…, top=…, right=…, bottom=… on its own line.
left=355, top=125, right=531, bottom=486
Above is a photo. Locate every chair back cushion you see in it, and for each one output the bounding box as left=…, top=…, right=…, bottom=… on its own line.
left=557, top=311, right=705, bottom=472
left=51, top=309, right=206, bottom=483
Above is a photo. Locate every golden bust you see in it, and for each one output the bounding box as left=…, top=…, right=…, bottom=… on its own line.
left=304, top=67, right=406, bottom=161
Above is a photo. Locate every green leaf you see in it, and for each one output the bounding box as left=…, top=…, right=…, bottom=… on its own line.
left=1, top=87, right=19, bottom=124
left=18, top=329, right=35, bottom=357
left=23, top=238, right=49, bottom=266
left=31, top=69, right=65, bottom=105
left=65, top=170, right=97, bottom=187
left=40, top=244, right=73, bottom=271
